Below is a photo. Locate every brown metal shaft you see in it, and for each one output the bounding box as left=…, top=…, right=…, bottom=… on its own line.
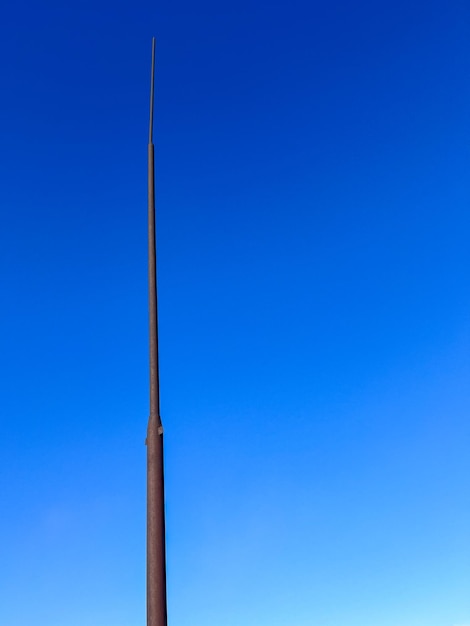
left=146, top=37, right=167, bottom=626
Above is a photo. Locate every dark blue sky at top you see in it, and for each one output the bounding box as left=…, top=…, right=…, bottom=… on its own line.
left=1, top=1, right=469, bottom=625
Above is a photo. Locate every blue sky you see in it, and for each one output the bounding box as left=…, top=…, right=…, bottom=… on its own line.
left=1, top=0, right=469, bottom=624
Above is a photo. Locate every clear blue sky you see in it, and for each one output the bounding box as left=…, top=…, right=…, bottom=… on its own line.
left=1, top=1, right=469, bottom=624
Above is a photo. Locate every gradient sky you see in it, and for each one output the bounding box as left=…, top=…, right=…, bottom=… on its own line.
left=1, top=1, right=469, bottom=625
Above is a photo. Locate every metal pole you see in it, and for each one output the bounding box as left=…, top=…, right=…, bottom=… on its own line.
left=146, top=37, right=167, bottom=626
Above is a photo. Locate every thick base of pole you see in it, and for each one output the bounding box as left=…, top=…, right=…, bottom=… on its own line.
left=146, top=415, right=167, bottom=626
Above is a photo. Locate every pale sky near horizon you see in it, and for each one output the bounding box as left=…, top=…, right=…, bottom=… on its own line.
left=1, top=0, right=469, bottom=624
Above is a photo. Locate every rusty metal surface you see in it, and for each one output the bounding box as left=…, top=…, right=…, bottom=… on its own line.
left=146, top=37, right=168, bottom=626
